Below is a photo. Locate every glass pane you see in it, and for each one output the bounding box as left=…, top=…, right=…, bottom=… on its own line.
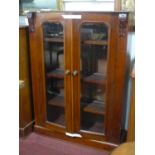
left=43, top=22, right=65, bottom=127
left=80, top=23, right=108, bottom=134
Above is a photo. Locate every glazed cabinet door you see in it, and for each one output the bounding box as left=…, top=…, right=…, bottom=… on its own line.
left=43, top=22, right=66, bottom=128
left=29, top=13, right=72, bottom=134
left=71, top=13, right=117, bottom=142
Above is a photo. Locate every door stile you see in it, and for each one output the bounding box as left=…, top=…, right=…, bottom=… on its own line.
left=63, top=19, right=74, bottom=133
left=103, top=16, right=118, bottom=141
left=70, top=19, right=81, bottom=133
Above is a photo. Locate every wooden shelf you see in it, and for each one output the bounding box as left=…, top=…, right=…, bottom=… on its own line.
left=44, top=37, right=63, bottom=43
left=54, top=114, right=65, bottom=126
left=83, top=40, right=107, bottom=46
left=48, top=95, right=64, bottom=108
left=47, top=68, right=64, bottom=79
left=81, top=120, right=104, bottom=133
left=83, top=73, right=106, bottom=85
left=83, top=101, right=105, bottom=116
left=88, top=121, right=104, bottom=133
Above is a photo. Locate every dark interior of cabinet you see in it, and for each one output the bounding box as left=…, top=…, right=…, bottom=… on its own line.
left=43, top=22, right=65, bottom=127
left=46, top=105, right=65, bottom=126
left=80, top=23, right=108, bottom=134
left=80, top=110, right=105, bottom=133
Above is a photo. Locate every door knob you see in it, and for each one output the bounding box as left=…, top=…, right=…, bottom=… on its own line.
left=65, top=69, right=70, bottom=75
left=72, top=70, right=78, bottom=76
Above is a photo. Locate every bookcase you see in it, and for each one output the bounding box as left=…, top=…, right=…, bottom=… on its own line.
left=28, top=11, right=128, bottom=150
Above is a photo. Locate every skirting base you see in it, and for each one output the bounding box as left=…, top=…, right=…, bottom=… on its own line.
left=20, top=120, right=35, bottom=137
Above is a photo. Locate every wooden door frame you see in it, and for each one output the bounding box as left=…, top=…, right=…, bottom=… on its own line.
left=28, top=12, right=73, bottom=134
left=71, top=12, right=119, bottom=142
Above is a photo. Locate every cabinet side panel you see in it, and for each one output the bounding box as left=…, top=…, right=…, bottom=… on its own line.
left=28, top=15, right=47, bottom=126
left=104, top=15, right=118, bottom=143
left=19, top=28, right=34, bottom=129
left=105, top=14, right=128, bottom=143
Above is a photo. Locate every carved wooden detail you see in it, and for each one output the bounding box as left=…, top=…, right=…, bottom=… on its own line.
left=119, top=13, right=128, bottom=37
left=27, top=12, right=36, bottom=32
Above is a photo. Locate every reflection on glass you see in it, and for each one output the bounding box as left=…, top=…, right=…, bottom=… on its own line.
left=43, top=22, right=65, bottom=127
left=80, top=23, right=108, bottom=134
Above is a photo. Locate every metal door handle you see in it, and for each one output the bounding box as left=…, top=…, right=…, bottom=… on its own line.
left=72, top=70, right=78, bottom=76
left=65, top=69, right=70, bottom=75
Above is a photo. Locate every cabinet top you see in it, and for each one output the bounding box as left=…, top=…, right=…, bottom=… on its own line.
left=27, top=10, right=129, bottom=15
